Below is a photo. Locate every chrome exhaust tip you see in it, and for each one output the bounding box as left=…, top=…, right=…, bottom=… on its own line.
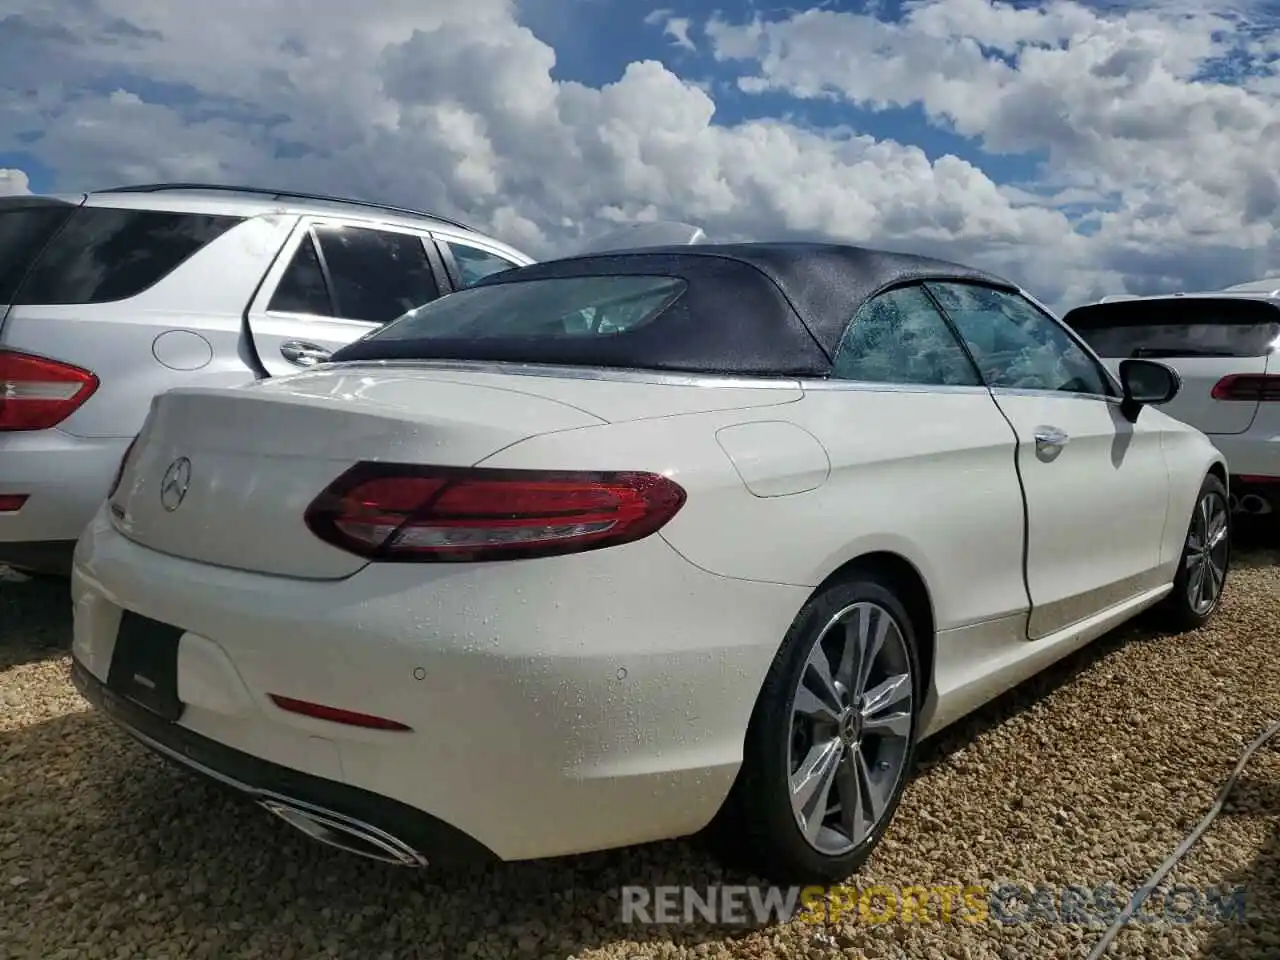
left=1239, top=493, right=1274, bottom=516
left=259, top=797, right=428, bottom=867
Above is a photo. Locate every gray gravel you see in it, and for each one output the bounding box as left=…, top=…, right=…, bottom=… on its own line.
left=2, top=543, right=1279, bottom=960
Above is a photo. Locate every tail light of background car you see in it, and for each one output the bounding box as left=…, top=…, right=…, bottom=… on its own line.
left=304, top=462, right=687, bottom=562
left=0, top=349, right=100, bottom=431
left=1210, top=374, right=1280, bottom=402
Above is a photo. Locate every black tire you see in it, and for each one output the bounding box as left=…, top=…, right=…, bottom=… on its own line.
left=709, top=571, right=922, bottom=885
left=1153, top=472, right=1231, bottom=633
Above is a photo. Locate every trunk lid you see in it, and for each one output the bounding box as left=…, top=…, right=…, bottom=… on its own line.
left=1064, top=296, right=1280, bottom=435
left=111, top=369, right=607, bottom=579
left=111, top=364, right=800, bottom=579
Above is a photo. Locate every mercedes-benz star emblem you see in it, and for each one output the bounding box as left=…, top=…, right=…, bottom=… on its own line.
left=160, top=457, right=192, bottom=512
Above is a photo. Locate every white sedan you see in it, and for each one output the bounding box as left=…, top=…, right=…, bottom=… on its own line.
left=69, top=241, right=1231, bottom=883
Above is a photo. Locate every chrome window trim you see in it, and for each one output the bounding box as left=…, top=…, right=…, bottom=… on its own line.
left=315, top=359, right=1124, bottom=402
left=798, top=379, right=993, bottom=397
left=991, top=386, right=1120, bottom=404
left=317, top=358, right=806, bottom=390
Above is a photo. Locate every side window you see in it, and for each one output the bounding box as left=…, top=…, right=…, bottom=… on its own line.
left=13, top=208, right=243, bottom=305
left=313, top=225, right=442, bottom=325
left=446, top=241, right=519, bottom=288
left=832, top=284, right=981, bottom=387
left=267, top=233, right=333, bottom=316
left=0, top=202, right=75, bottom=302
left=925, top=282, right=1112, bottom=396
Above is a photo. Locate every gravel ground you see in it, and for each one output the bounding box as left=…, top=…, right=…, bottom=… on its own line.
left=2, top=538, right=1279, bottom=960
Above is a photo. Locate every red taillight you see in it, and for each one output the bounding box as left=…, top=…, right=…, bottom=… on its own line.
left=0, top=494, right=28, bottom=513
left=304, top=462, right=688, bottom=562
left=268, top=694, right=412, bottom=731
left=108, top=435, right=140, bottom=500
left=0, top=349, right=99, bottom=431
left=1210, top=374, right=1280, bottom=402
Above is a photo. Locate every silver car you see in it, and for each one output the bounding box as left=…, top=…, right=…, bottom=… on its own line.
left=0, top=184, right=535, bottom=575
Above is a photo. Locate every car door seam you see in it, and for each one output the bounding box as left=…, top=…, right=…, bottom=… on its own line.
left=985, top=393, right=1035, bottom=640
left=920, top=282, right=1036, bottom=640
left=239, top=213, right=301, bottom=379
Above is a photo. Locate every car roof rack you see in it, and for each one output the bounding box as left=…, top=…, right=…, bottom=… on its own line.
left=96, top=182, right=478, bottom=232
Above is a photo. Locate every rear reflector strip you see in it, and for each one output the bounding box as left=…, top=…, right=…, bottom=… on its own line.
left=1239, top=475, right=1280, bottom=485
left=268, top=694, right=412, bottom=731
left=0, top=494, right=28, bottom=513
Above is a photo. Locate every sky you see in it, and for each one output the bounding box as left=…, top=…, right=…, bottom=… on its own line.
left=0, top=0, right=1278, bottom=312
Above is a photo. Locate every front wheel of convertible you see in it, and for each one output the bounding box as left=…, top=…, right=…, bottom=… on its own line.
left=712, top=572, right=921, bottom=884
left=1154, top=472, right=1231, bottom=633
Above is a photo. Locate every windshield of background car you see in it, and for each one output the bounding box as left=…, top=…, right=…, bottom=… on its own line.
left=366, top=275, right=687, bottom=342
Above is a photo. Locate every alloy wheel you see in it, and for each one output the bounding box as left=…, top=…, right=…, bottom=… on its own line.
left=787, top=601, right=914, bottom=856
left=1185, top=490, right=1229, bottom=616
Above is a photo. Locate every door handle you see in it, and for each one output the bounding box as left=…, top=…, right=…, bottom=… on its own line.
left=1033, top=426, right=1069, bottom=448
left=280, top=340, right=332, bottom=367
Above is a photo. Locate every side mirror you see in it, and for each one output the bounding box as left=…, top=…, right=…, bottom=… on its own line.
left=1118, top=358, right=1180, bottom=421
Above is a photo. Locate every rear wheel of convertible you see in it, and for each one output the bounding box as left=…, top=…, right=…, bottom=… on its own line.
left=710, top=572, right=921, bottom=884
left=1153, top=472, right=1231, bottom=633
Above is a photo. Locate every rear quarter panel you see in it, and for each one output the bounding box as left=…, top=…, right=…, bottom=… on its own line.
left=477, top=383, right=1029, bottom=634
left=1155, top=409, right=1229, bottom=570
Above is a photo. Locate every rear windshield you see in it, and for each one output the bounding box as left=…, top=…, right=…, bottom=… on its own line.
left=366, top=275, right=687, bottom=342
left=0, top=200, right=77, bottom=302
left=1064, top=298, right=1280, bottom=358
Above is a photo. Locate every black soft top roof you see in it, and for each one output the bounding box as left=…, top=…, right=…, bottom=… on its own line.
left=331, top=241, right=1018, bottom=377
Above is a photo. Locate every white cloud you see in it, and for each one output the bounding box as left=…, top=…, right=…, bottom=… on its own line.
left=0, top=169, right=32, bottom=196
left=0, top=0, right=1276, bottom=309
left=664, top=17, right=697, bottom=52
left=707, top=0, right=1280, bottom=296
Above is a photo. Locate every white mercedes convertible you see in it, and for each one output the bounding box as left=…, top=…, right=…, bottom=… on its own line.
left=69, top=241, right=1230, bottom=883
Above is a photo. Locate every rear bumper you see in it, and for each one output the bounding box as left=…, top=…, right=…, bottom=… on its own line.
left=70, top=505, right=810, bottom=862
left=1208, top=431, right=1280, bottom=513
left=70, top=657, right=498, bottom=866
left=0, top=429, right=129, bottom=546
left=1208, top=431, right=1280, bottom=479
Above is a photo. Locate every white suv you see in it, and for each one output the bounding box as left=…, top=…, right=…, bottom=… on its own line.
left=0, top=184, right=535, bottom=575
left=1063, top=278, right=1280, bottom=519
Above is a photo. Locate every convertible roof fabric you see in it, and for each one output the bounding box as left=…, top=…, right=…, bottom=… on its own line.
left=331, top=241, right=1018, bottom=377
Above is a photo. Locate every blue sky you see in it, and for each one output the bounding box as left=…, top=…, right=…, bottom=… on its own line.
left=517, top=0, right=1051, bottom=183
left=0, top=0, right=1277, bottom=309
